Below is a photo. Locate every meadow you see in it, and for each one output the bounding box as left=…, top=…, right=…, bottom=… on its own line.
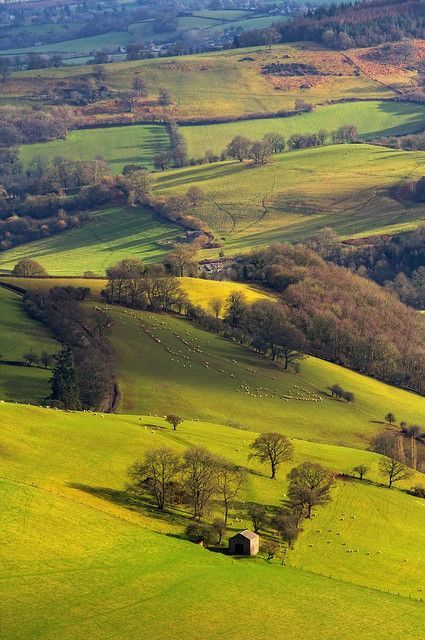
left=7, top=44, right=403, bottom=119
left=0, top=206, right=181, bottom=275
left=155, top=143, right=425, bottom=254
left=101, top=305, right=425, bottom=447
left=20, top=124, right=170, bottom=174
left=0, top=287, right=58, bottom=403
left=2, top=400, right=425, bottom=640
left=182, top=101, right=425, bottom=158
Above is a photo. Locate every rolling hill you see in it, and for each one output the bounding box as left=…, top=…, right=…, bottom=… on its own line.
left=181, top=101, right=425, bottom=159
left=155, top=143, right=425, bottom=255
left=0, top=206, right=181, bottom=276
left=1, top=400, right=425, bottom=640
left=0, top=287, right=58, bottom=404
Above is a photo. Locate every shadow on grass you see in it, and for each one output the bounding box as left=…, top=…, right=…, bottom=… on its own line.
left=69, top=482, right=193, bottom=526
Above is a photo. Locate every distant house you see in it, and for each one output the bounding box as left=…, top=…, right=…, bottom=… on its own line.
left=228, top=530, right=259, bottom=556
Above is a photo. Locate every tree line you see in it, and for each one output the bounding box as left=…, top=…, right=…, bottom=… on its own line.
left=23, top=285, right=116, bottom=411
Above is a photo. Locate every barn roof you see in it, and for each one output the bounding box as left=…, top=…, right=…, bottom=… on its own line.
left=230, top=529, right=258, bottom=540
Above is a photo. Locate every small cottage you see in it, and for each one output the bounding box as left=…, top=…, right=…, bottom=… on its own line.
left=228, top=530, right=259, bottom=556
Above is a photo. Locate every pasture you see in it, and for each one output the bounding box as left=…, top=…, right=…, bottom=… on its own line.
left=20, top=124, right=170, bottom=174
left=0, top=287, right=58, bottom=403
left=0, top=206, right=181, bottom=275
left=182, top=101, right=425, bottom=158
left=100, top=305, right=425, bottom=446
left=155, top=143, right=425, bottom=254
left=7, top=44, right=403, bottom=119
left=1, top=399, right=425, bottom=640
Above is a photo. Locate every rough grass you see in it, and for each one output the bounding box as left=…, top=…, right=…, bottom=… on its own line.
left=20, top=124, right=170, bottom=174
left=1, top=400, right=425, bottom=640
left=182, top=101, right=425, bottom=158
left=0, top=206, right=181, bottom=276
left=155, top=143, right=425, bottom=255
left=7, top=44, right=401, bottom=119
left=100, top=305, right=425, bottom=447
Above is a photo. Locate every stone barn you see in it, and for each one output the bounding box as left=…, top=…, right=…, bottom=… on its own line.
left=228, top=530, right=259, bottom=556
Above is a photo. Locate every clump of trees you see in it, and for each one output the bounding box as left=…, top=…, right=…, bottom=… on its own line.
left=328, top=384, right=355, bottom=403
left=229, top=243, right=425, bottom=395
left=24, top=285, right=115, bottom=410
left=127, top=444, right=245, bottom=522
left=103, top=258, right=189, bottom=312
left=12, top=259, right=47, bottom=277
left=304, top=225, right=425, bottom=310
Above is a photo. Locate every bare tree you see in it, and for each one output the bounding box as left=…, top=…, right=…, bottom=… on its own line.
left=183, top=447, right=219, bottom=520
left=216, top=462, right=244, bottom=526
left=247, top=504, right=268, bottom=534
left=378, top=457, right=413, bottom=488
left=128, top=447, right=181, bottom=510
left=287, top=462, right=335, bottom=518
left=249, top=432, right=293, bottom=479
left=352, top=464, right=368, bottom=480
left=208, top=297, right=223, bottom=319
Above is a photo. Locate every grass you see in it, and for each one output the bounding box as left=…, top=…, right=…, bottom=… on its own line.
left=0, top=287, right=58, bottom=403
left=1, top=31, right=133, bottom=56
left=2, top=400, right=425, bottom=640
left=154, top=143, right=425, bottom=254
left=182, top=100, right=425, bottom=158
left=99, top=305, right=425, bottom=447
left=0, top=276, right=275, bottom=309
left=7, top=44, right=402, bottom=119
left=0, top=206, right=181, bottom=276
left=20, top=124, right=171, bottom=174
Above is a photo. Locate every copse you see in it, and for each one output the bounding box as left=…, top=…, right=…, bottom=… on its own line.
left=12, top=259, right=47, bottom=277
left=249, top=432, right=293, bottom=479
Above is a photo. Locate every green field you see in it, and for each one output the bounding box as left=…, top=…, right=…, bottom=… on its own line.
left=20, top=124, right=170, bottom=174
left=0, top=287, right=58, bottom=403
left=102, top=305, right=425, bottom=447
left=0, top=206, right=180, bottom=275
left=2, top=400, right=425, bottom=640
left=1, top=31, right=133, bottom=56
left=155, top=143, right=425, bottom=254
left=182, top=101, right=425, bottom=158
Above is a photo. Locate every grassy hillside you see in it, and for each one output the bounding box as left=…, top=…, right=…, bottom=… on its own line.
left=2, top=400, right=425, bottom=640
left=7, top=44, right=403, bottom=119
left=20, top=124, right=170, bottom=174
left=102, top=305, right=425, bottom=447
left=155, top=144, right=425, bottom=254
left=0, top=287, right=57, bottom=403
left=182, top=101, right=425, bottom=158
left=0, top=206, right=181, bottom=275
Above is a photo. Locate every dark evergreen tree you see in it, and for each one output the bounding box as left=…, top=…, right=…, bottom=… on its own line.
left=50, top=345, right=81, bottom=410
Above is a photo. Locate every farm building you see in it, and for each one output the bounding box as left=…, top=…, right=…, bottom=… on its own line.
left=228, top=530, right=259, bottom=556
